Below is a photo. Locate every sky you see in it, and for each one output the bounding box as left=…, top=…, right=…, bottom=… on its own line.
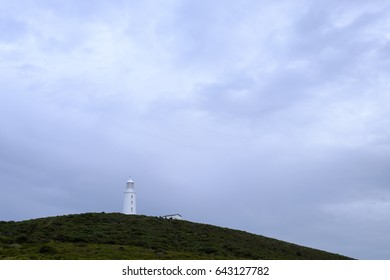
left=1, top=0, right=390, bottom=260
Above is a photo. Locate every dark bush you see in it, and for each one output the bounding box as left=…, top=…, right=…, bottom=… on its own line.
left=39, top=245, right=58, bottom=254
left=71, top=237, right=87, bottom=243
left=201, top=247, right=217, bottom=254
left=15, top=234, right=30, bottom=243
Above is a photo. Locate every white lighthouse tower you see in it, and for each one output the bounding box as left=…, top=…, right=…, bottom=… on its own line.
left=123, top=177, right=136, bottom=215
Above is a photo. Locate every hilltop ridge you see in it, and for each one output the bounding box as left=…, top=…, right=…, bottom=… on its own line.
left=0, top=212, right=352, bottom=260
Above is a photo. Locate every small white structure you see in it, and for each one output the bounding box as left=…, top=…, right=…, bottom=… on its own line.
left=162, top=214, right=182, bottom=220
left=123, top=177, right=136, bottom=215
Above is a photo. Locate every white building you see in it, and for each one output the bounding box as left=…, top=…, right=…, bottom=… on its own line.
left=161, top=214, right=183, bottom=220
left=123, top=177, right=136, bottom=215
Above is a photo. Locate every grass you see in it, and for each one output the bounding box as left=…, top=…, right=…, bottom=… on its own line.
left=0, top=212, right=352, bottom=260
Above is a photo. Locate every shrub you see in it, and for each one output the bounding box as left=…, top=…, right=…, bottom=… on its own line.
left=15, top=234, right=30, bottom=243
left=39, top=245, right=58, bottom=254
left=201, top=247, right=217, bottom=254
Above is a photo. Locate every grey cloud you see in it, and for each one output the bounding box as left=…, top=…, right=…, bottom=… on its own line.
left=0, top=17, right=27, bottom=42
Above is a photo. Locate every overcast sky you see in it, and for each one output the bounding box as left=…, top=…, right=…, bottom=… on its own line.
left=1, top=0, right=390, bottom=259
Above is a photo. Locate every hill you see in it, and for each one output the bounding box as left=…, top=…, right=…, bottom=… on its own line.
left=0, top=212, right=352, bottom=260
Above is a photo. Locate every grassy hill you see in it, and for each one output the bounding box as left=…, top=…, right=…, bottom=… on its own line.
left=0, top=212, right=352, bottom=260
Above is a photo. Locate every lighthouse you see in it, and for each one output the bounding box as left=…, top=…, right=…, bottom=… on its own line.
left=123, top=177, right=136, bottom=215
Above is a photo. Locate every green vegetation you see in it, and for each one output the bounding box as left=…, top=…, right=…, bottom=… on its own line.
left=0, top=213, right=352, bottom=260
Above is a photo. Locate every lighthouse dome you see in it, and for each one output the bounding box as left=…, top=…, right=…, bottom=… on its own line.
left=127, top=177, right=134, bottom=183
